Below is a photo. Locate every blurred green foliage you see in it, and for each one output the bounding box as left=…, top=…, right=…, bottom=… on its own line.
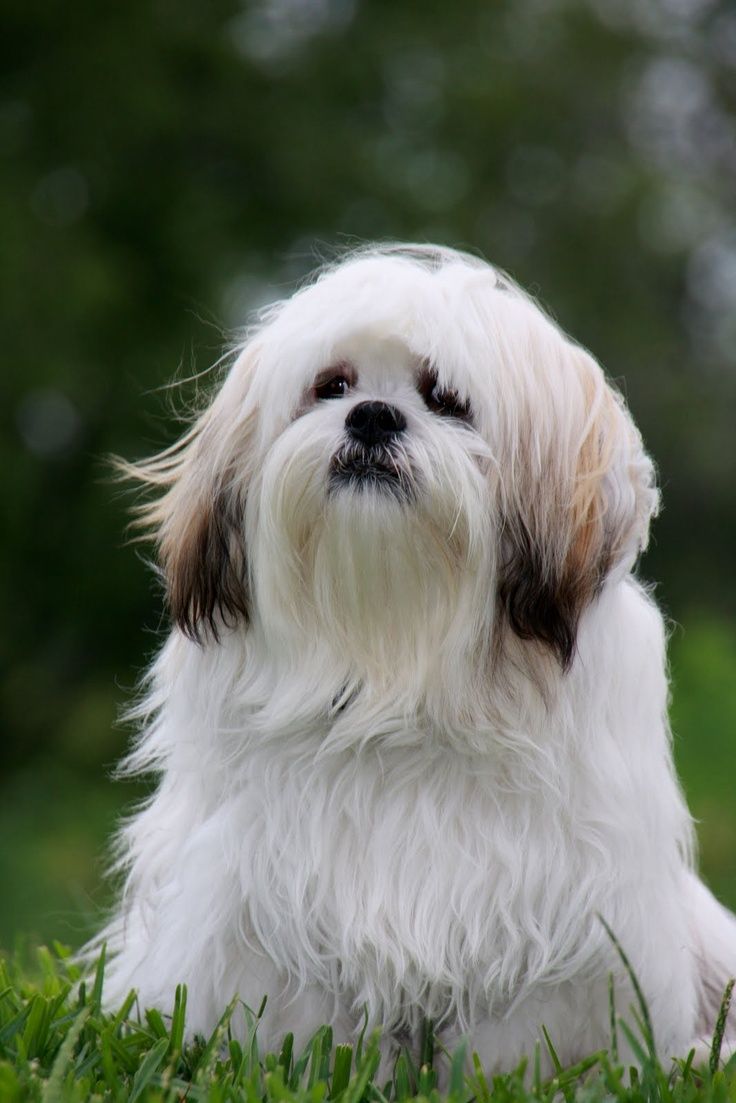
left=1, top=0, right=735, bottom=947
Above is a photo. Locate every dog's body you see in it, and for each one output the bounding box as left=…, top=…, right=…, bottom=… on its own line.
left=99, top=245, right=736, bottom=1068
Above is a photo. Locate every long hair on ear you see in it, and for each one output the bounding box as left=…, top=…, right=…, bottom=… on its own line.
left=114, top=344, right=260, bottom=642
left=498, top=342, right=659, bottom=669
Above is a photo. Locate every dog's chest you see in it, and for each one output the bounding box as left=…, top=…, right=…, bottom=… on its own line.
left=237, top=744, right=605, bottom=1012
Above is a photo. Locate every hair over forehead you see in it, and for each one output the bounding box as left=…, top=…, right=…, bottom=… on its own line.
left=247, top=242, right=571, bottom=416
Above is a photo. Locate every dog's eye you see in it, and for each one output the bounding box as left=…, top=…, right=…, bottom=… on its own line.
left=315, top=374, right=352, bottom=401
left=418, top=369, right=472, bottom=421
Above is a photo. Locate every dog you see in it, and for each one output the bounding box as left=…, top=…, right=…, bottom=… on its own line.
left=97, top=243, right=736, bottom=1069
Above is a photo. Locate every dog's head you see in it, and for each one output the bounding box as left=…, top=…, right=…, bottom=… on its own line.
left=128, top=245, right=657, bottom=683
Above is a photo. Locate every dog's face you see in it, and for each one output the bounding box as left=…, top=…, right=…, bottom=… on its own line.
left=135, top=246, right=658, bottom=690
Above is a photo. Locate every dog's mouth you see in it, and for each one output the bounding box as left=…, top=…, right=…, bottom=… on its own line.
left=328, top=444, right=414, bottom=501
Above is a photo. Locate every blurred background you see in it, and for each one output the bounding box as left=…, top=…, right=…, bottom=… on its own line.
left=2, top=0, right=735, bottom=951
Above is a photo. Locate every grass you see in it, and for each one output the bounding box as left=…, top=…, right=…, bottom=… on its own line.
left=2, top=945, right=736, bottom=1103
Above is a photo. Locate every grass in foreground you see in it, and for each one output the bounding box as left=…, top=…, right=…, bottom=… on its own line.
left=1, top=946, right=735, bottom=1103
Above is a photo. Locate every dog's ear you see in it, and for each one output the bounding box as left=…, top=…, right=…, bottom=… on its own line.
left=153, top=456, right=249, bottom=642
left=498, top=346, right=658, bottom=668
left=118, top=347, right=259, bottom=642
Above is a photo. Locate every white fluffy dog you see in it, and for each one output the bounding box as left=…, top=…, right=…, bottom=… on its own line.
left=99, top=244, right=736, bottom=1069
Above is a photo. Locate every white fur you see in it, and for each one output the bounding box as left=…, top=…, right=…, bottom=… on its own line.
left=95, top=244, right=736, bottom=1069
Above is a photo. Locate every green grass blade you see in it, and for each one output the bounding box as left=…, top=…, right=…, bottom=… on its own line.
left=290, top=1036, right=314, bottom=1090
left=128, top=1035, right=169, bottom=1103
left=470, top=1051, right=491, bottom=1103
left=354, top=1006, right=369, bottom=1066
left=144, top=1007, right=167, bottom=1039
left=448, top=1039, right=467, bottom=1099
left=192, top=995, right=239, bottom=1086
left=110, top=988, right=137, bottom=1033
left=541, top=1025, right=562, bottom=1076
left=170, top=983, right=187, bottom=1056
left=532, top=1038, right=542, bottom=1097
left=279, top=1031, right=294, bottom=1079
left=618, top=1020, right=648, bottom=1067
left=41, top=1007, right=89, bottom=1103
left=99, top=1029, right=122, bottom=1100
left=419, top=1017, right=435, bottom=1071
left=330, top=1043, right=353, bottom=1099
left=599, top=916, right=656, bottom=1060
left=710, top=978, right=735, bottom=1074
left=608, top=974, right=619, bottom=1066
left=343, top=1035, right=380, bottom=1103
left=393, top=1051, right=412, bottom=1100
left=308, top=1026, right=333, bottom=1088
left=20, top=995, right=49, bottom=1059
left=418, top=1062, right=436, bottom=1095
left=89, top=946, right=106, bottom=1015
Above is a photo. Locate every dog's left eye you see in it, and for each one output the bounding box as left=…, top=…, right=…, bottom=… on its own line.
left=418, top=368, right=472, bottom=421
left=315, top=374, right=352, bottom=400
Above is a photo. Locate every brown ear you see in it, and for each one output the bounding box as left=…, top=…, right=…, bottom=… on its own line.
left=160, top=471, right=248, bottom=642
left=498, top=349, right=658, bottom=669
left=498, top=522, right=597, bottom=670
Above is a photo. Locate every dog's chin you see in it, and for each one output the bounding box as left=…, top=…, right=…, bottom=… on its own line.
left=328, top=446, right=414, bottom=502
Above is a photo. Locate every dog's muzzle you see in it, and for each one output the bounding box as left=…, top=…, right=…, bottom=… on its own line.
left=329, top=400, right=412, bottom=499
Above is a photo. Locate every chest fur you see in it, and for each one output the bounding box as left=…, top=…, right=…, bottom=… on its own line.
left=231, top=743, right=613, bottom=1022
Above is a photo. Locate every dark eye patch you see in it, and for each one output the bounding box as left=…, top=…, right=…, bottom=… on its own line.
left=418, top=366, right=472, bottom=422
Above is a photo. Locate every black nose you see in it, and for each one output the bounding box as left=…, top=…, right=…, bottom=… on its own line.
left=345, top=401, right=407, bottom=447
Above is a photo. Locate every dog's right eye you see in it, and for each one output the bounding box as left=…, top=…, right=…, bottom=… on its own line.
left=315, top=374, right=352, bottom=400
